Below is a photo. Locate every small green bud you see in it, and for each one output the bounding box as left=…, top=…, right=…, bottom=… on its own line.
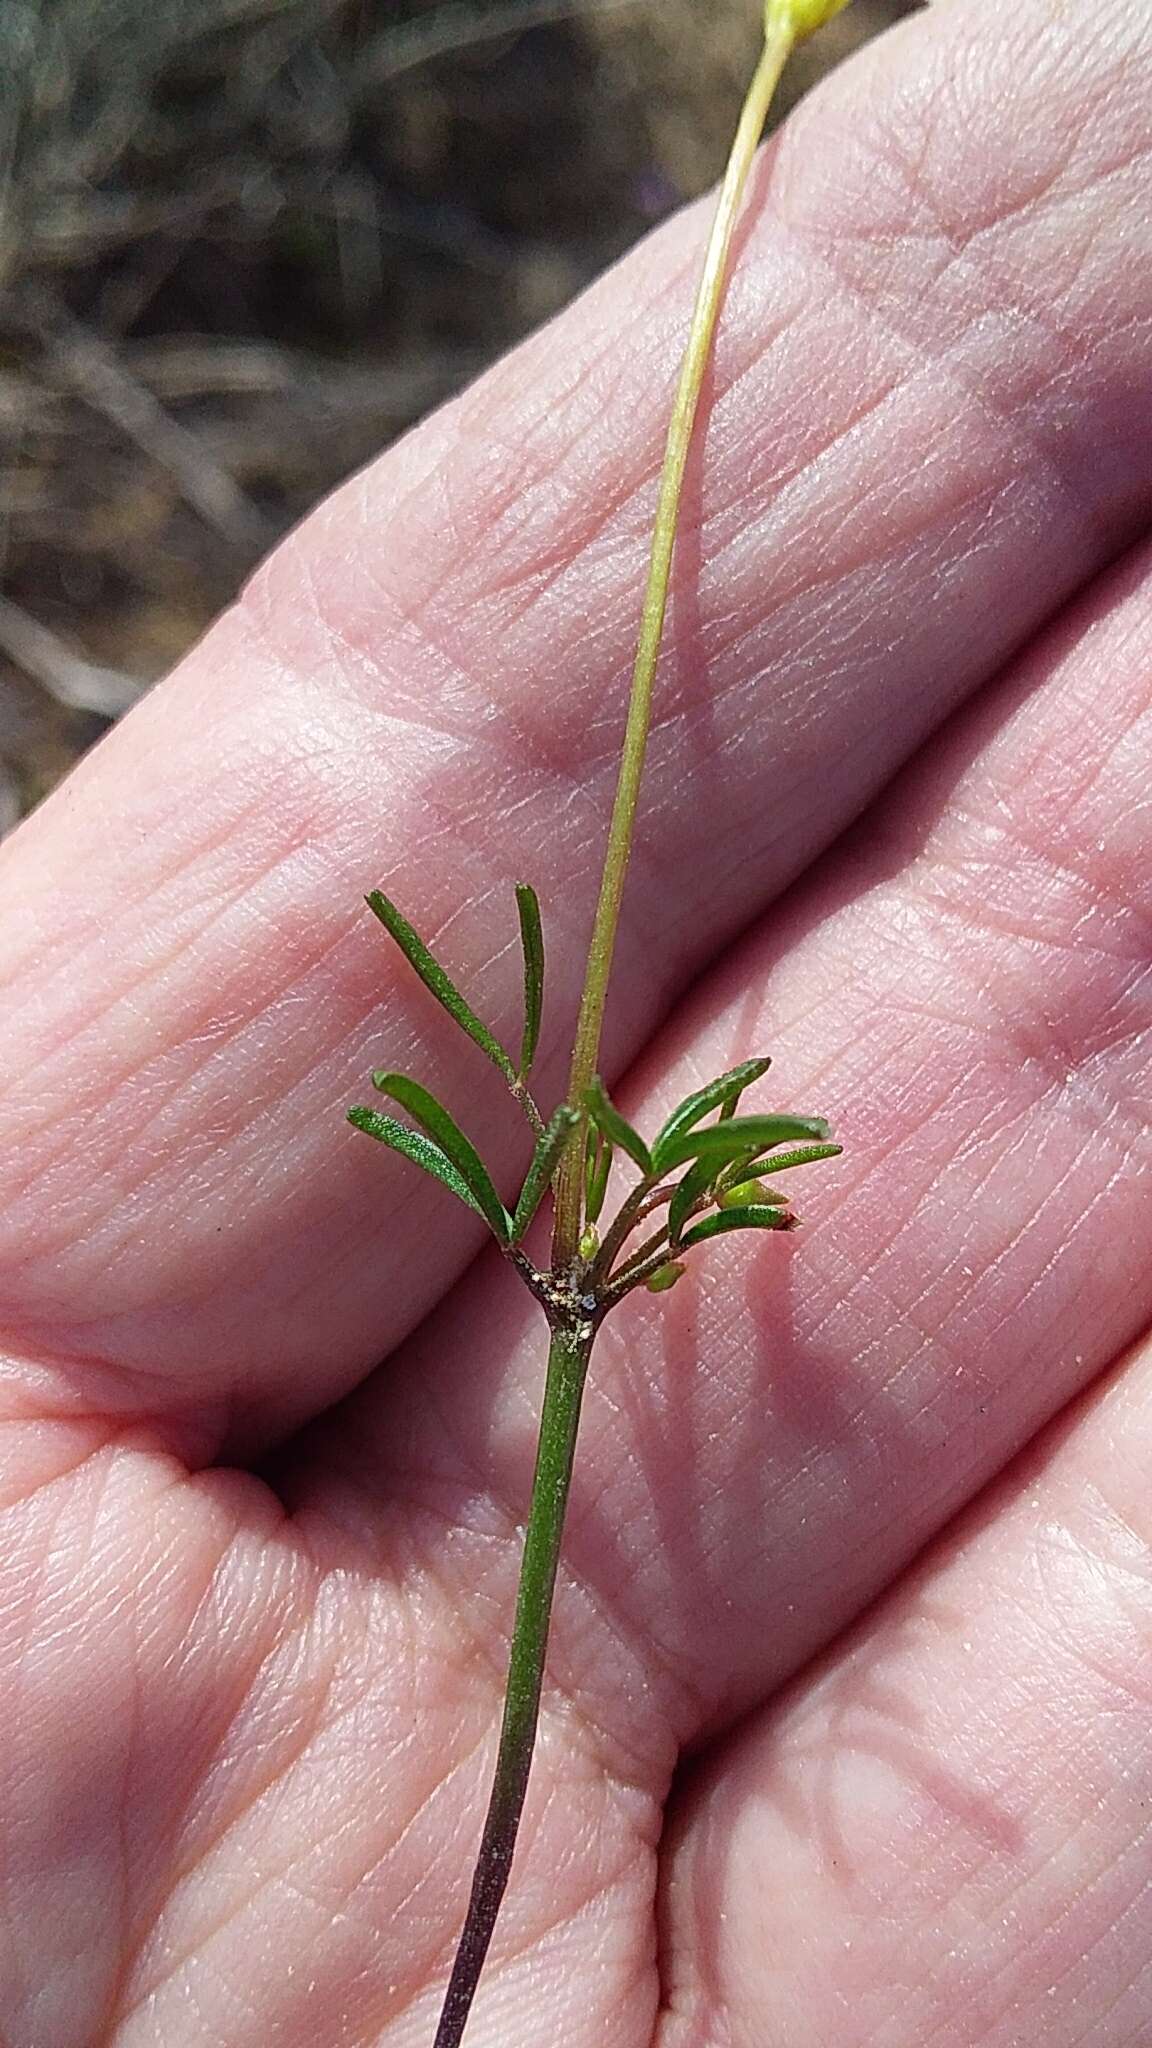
left=718, top=1178, right=785, bottom=1209
left=646, top=1260, right=687, bottom=1293
left=579, top=1225, right=600, bottom=1261
left=768, top=0, right=851, bottom=41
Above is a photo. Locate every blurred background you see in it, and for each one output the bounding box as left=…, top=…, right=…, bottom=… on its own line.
left=0, top=0, right=914, bottom=831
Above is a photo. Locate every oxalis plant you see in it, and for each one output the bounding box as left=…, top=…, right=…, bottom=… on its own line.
left=349, top=1, right=851, bottom=2040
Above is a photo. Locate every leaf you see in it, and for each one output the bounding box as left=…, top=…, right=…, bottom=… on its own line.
left=511, top=1104, right=578, bottom=1243
left=371, top=1071, right=512, bottom=1243
left=655, top=1111, right=830, bottom=1177
left=347, top=1107, right=485, bottom=1220
left=645, top=1260, right=687, bottom=1293
left=667, top=1154, right=717, bottom=1246
left=584, top=1124, right=613, bottom=1225
left=667, top=1123, right=837, bottom=1243
left=586, top=1076, right=653, bottom=1177
left=366, top=891, right=516, bottom=1084
left=514, top=883, right=545, bottom=1081
left=679, top=1204, right=798, bottom=1248
left=651, top=1057, right=772, bottom=1173
left=724, top=1140, right=843, bottom=1182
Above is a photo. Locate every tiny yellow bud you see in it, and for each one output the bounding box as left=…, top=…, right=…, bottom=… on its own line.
left=646, top=1260, right=687, bottom=1293
left=578, top=1225, right=600, bottom=1261
left=768, top=0, right=852, bottom=42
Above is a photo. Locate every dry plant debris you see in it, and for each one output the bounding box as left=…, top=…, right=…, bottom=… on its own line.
left=0, top=0, right=911, bottom=827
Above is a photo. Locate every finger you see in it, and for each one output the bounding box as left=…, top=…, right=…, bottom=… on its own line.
left=2, top=0, right=1151, bottom=1439
left=305, top=519, right=1152, bottom=1786
left=656, top=1331, right=1152, bottom=2048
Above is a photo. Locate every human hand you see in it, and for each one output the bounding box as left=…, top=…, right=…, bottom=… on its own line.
left=2, top=0, right=1151, bottom=2041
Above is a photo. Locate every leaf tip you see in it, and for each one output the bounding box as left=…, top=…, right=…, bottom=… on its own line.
left=586, top=1075, right=654, bottom=1177
left=646, top=1260, right=687, bottom=1293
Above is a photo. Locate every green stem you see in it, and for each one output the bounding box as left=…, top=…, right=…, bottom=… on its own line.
left=593, top=1179, right=675, bottom=1282
left=552, top=12, right=795, bottom=1266
left=433, top=1322, right=595, bottom=2048
left=607, top=1220, right=673, bottom=1288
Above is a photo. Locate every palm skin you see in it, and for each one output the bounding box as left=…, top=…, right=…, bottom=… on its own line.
left=2, top=0, right=1152, bottom=2041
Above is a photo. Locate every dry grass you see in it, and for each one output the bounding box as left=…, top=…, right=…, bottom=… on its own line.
left=0, top=0, right=913, bottom=827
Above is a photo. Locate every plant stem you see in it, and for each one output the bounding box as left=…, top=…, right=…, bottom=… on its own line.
left=607, top=1220, right=673, bottom=1287
left=432, top=1322, right=596, bottom=2048
left=552, top=10, right=796, bottom=1266
left=593, top=1179, right=675, bottom=1281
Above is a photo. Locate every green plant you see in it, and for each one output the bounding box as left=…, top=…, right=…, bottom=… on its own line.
left=349, top=2, right=850, bottom=2040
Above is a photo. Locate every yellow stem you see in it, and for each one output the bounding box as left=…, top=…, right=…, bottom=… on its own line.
left=553, top=8, right=796, bottom=1264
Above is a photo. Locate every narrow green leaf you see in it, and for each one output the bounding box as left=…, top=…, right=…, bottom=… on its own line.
left=679, top=1203, right=797, bottom=1248
left=656, top=1111, right=830, bottom=1177
left=371, top=1072, right=512, bottom=1244
left=347, top=1106, right=484, bottom=1219
left=514, top=883, right=545, bottom=1081
left=651, top=1057, right=773, bottom=1172
left=668, top=1138, right=840, bottom=1248
left=584, top=1125, right=613, bottom=1225
left=366, top=891, right=516, bottom=1084
left=511, top=1104, right=578, bottom=1243
left=724, top=1140, right=843, bottom=1182
left=586, top=1076, right=653, bottom=1177
left=668, top=1153, right=719, bottom=1245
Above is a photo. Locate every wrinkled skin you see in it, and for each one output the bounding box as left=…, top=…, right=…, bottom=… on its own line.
left=3, top=0, right=1152, bottom=2041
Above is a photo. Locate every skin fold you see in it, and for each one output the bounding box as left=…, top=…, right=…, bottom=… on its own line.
left=0, top=0, right=1151, bottom=2039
